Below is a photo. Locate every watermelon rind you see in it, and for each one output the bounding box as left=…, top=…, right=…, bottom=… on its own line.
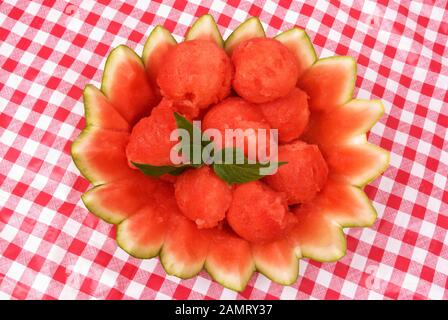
left=252, top=240, right=299, bottom=285
left=303, top=228, right=346, bottom=262
left=116, top=209, right=166, bottom=259
left=224, top=17, right=265, bottom=54
left=81, top=179, right=150, bottom=225
left=275, top=27, right=317, bottom=77
left=204, top=231, right=255, bottom=291
left=185, top=14, right=224, bottom=48
left=82, top=186, right=122, bottom=225
left=304, top=99, right=385, bottom=147
left=329, top=184, right=378, bottom=228
left=308, top=177, right=378, bottom=229
left=71, top=126, right=131, bottom=186
left=326, top=142, right=390, bottom=187
left=354, top=142, right=390, bottom=188
left=204, top=261, right=255, bottom=292
left=101, top=44, right=144, bottom=96
left=159, top=249, right=207, bottom=280
left=299, top=221, right=347, bottom=263
left=71, top=128, right=100, bottom=185
left=116, top=228, right=161, bottom=259
left=158, top=215, right=210, bottom=279
left=83, top=84, right=130, bottom=132
left=100, top=44, right=155, bottom=125
left=298, top=56, right=357, bottom=111
left=303, top=97, right=389, bottom=188
left=342, top=187, right=378, bottom=228
left=142, top=25, right=177, bottom=68
left=342, top=99, right=385, bottom=138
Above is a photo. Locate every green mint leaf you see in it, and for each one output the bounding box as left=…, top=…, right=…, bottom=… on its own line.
left=212, top=148, right=287, bottom=184
left=173, top=112, right=197, bottom=139
left=173, top=112, right=211, bottom=166
left=132, top=162, right=191, bottom=177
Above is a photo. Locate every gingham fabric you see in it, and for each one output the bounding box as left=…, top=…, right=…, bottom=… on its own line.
left=0, top=0, right=447, bottom=300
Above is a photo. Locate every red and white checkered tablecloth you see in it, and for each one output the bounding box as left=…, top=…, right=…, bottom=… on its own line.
left=0, top=0, right=447, bottom=300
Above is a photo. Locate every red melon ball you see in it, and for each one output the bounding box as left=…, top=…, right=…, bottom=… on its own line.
left=159, top=174, right=178, bottom=184
left=202, top=97, right=274, bottom=162
left=231, top=38, right=299, bottom=103
left=259, top=87, right=310, bottom=143
left=126, top=99, right=179, bottom=167
left=157, top=40, right=233, bottom=118
left=264, top=140, right=328, bottom=204
left=175, top=166, right=232, bottom=228
left=227, top=181, right=289, bottom=243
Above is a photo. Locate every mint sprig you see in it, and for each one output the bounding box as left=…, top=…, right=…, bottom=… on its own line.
left=173, top=112, right=211, bottom=167
left=131, top=162, right=191, bottom=177
left=134, top=113, right=287, bottom=182
left=212, top=148, right=287, bottom=184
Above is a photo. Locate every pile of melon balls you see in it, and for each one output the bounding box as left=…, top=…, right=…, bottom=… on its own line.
left=125, top=38, right=328, bottom=243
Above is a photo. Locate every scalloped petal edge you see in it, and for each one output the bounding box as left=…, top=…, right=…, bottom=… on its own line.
left=252, top=239, right=299, bottom=285
left=83, top=84, right=130, bottom=132
left=275, top=27, right=317, bottom=78
left=224, top=17, right=265, bottom=54
left=185, top=14, right=224, bottom=47
left=298, top=56, right=357, bottom=112
left=325, top=142, right=390, bottom=187
left=142, top=25, right=177, bottom=67
left=303, top=99, right=385, bottom=147
left=71, top=126, right=132, bottom=186
left=101, top=45, right=156, bottom=125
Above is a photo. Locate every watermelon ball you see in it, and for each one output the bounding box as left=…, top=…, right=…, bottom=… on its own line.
left=159, top=174, right=178, bottom=184
left=227, top=181, right=289, bottom=243
left=264, top=140, right=328, bottom=204
left=259, top=88, right=310, bottom=143
left=126, top=99, right=180, bottom=167
left=157, top=40, right=233, bottom=118
left=231, top=38, right=299, bottom=103
left=202, top=97, right=274, bottom=162
left=175, top=166, right=232, bottom=229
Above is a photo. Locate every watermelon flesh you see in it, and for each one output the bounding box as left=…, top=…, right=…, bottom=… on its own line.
left=142, top=25, right=177, bottom=96
left=185, top=14, right=224, bottom=48
left=126, top=99, right=180, bottom=167
left=227, top=181, right=289, bottom=243
left=174, top=166, right=232, bottom=229
left=82, top=174, right=159, bottom=224
left=264, top=140, right=329, bottom=205
left=298, top=56, right=356, bottom=112
left=202, top=97, right=274, bottom=162
left=231, top=38, right=299, bottom=103
left=224, top=17, right=265, bottom=55
left=83, top=84, right=130, bottom=132
left=311, top=177, right=377, bottom=228
left=303, top=99, right=385, bottom=147
left=161, top=213, right=210, bottom=279
left=101, top=45, right=158, bottom=125
left=71, top=127, right=133, bottom=186
left=259, top=87, right=310, bottom=143
left=288, top=205, right=346, bottom=262
left=275, top=27, right=317, bottom=79
left=205, top=228, right=255, bottom=291
left=156, top=40, right=232, bottom=117
left=117, top=205, right=168, bottom=259
left=72, top=15, right=390, bottom=292
left=252, top=239, right=298, bottom=285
